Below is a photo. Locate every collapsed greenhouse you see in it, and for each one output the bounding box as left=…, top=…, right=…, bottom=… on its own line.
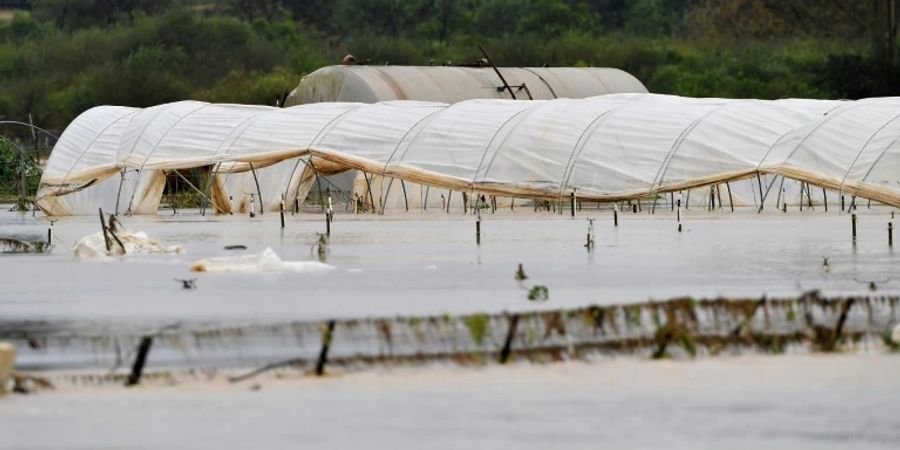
left=36, top=93, right=900, bottom=216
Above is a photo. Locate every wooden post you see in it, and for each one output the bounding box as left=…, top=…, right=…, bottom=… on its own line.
left=98, top=208, right=111, bottom=252
left=47, top=227, right=52, bottom=246
left=279, top=201, right=285, bottom=229
left=852, top=213, right=858, bottom=243
left=889, top=222, right=894, bottom=246
left=585, top=218, right=594, bottom=250
left=126, top=336, right=154, bottom=386
left=315, top=320, right=336, bottom=377
left=498, top=314, right=520, bottom=364
left=841, top=195, right=845, bottom=211
left=823, top=188, right=828, bottom=212
left=613, top=209, right=618, bottom=227
left=0, top=342, right=14, bottom=396
left=570, top=191, right=576, bottom=218
left=106, top=215, right=126, bottom=254
left=326, top=211, right=331, bottom=236
left=725, top=182, right=734, bottom=212
left=476, top=215, right=481, bottom=245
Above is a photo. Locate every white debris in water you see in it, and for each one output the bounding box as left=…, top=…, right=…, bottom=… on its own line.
left=73, top=230, right=184, bottom=260
left=189, top=247, right=335, bottom=273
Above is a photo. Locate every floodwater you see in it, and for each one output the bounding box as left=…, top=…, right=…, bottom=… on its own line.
left=2, top=206, right=900, bottom=449
left=0, top=206, right=898, bottom=323
left=2, top=354, right=899, bottom=449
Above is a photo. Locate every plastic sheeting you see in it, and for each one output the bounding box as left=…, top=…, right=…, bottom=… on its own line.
left=285, top=65, right=649, bottom=105
left=37, top=94, right=900, bottom=216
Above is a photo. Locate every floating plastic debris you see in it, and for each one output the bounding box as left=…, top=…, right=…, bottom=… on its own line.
left=189, top=247, right=335, bottom=273
left=73, top=230, right=184, bottom=260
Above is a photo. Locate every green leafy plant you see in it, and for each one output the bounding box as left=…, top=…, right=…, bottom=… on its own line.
left=528, top=285, right=549, bottom=302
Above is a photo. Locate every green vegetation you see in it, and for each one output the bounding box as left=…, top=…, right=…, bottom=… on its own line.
left=0, top=0, right=897, bottom=132
left=464, top=313, right=490, bottom=346
left=0, top=140, right=40, bottom=205
left=527, top=285, right=549, bottom=301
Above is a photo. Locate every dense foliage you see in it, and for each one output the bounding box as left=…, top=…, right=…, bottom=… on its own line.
left=0, top=0, right=897, bottom=132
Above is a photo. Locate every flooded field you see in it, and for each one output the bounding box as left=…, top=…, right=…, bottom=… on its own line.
left=1, top=205, right=899, bottom=449
left=2, top=354, right=899, bottom=449
left=1, top=206, right=898, bottom=323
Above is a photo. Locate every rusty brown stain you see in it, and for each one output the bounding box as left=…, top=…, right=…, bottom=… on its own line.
left=370, top=67, right=407, bottom=100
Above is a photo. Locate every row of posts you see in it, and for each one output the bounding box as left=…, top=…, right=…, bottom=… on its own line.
left=275, top=190, right=894, bottom=248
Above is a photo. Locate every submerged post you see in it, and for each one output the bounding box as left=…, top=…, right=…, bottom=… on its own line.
left=889, top=221, right=894, bottom=246
left=570, top=190, right=576, bottom=218
left=315, top=320, right=336, bottom=377
left=325, top=196, right=333, bottom=236
left=280, top=201, right=285, bottom=229
left=476, top=214, right=481, bottom=245
left=499, top=314, right=520, bottom=364
left=613, top=209, right=618, bottom=227
left=126, top=336, right=154, bottom=386
left=725, top=182, right=734, bottom=212
left=585, top=218, right=594, bottom=250
left=852, top=213, right=858, bottom=243
left=98, top=208, right=111, bottom=252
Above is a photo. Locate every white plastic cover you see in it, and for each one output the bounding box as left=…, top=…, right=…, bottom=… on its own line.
left=37, top=94, right=900, bottom=215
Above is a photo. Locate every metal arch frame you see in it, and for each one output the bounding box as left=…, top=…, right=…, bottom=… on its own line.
left=120, top=102, right=210, bottom=214
left=557, top=102, right=640, bottom=200
left=469, top=102, right=548, bottom=199
left=278, top=107, right=362, bottom=205
left=199, top=108, right=278, bottom=216
left=47, top=109, right=143, bottom=213
left=648, top=101, right=737, bottom=213
left=756, top=101, right=860, bottom=212
left=474, top=100, right=555, bottom=184
left=837, top=108, right=900, bottom=199
left=377, top=106, right=447, bottom=214
left=520, top=68, right=559, bottom=99
left=0, top=120, right=61, bottom=142
left=856, top=126, right=900, bottom=194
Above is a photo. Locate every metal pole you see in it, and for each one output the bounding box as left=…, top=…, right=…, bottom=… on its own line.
left=725, top=182, right=734, bottom=212
left=248, top=162, right=264, bottom=215
left=479, top=44, right=517, bottom=100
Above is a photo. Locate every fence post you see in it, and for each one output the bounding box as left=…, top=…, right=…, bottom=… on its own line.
left=126, top=336, right=154, bottom=386
left=316, top=320, right=337, bottom=376
left=499, top=314, right=520, bottom=364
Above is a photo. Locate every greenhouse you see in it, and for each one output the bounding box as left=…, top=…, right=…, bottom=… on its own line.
left=284, top=65, right=649, bottom=105
left=36, top=93, right=900, bottom=216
